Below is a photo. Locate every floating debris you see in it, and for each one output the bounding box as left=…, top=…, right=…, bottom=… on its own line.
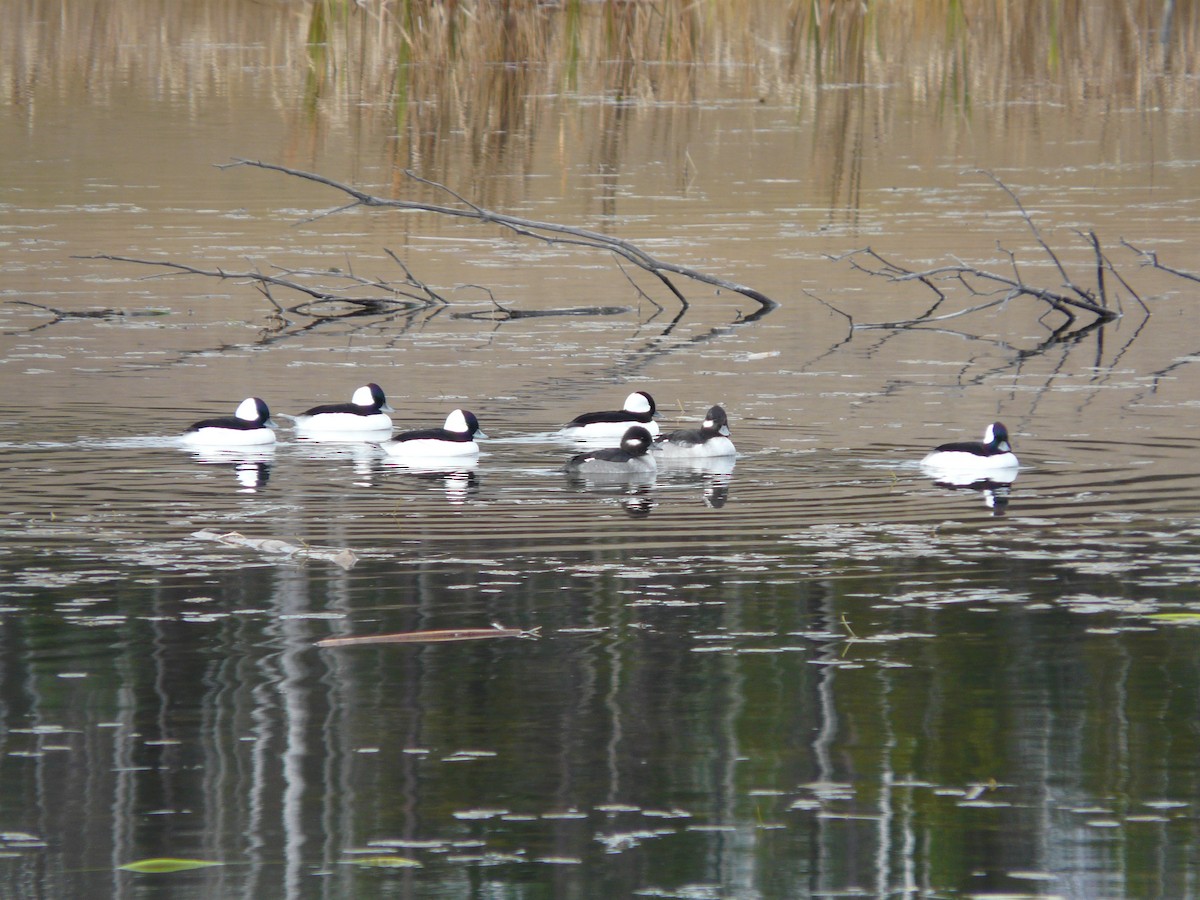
left=341, top=855, right=422, bottom=869
left=190, top=530, right=357, bottom=569
left=118, top=858, right=224, bottom=874
left=316, top=623, right=541, bottom=648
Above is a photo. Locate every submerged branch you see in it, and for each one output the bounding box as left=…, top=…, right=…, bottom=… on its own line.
left=4, top=299, right=169, bottom=333
left=833, top=173, right=1150, bottom=339
left=224, top=158, right=779, bottom=316
left=191, top=530, right=357, bottom=569
left=77, top=253, right=442, bottom=318
left=1123, top=240, right=1200, bottom=285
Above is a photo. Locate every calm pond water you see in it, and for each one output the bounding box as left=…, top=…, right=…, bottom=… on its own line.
left=3, top=2, right=1200, bottom=897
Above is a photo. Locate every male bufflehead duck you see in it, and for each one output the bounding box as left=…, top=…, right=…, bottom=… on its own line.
left=380, top=409, right=486, bottom=458
left=182, top=397, right=276, bottom=447
left=565, top=425, right=657, bottom=477
left=295, top=383, right=393, bottom=434
left=920, top=422, right=1018, bottom=476
left=561, top=391, right=659, bottom=440
left=655, top=405, right=735, bottom=459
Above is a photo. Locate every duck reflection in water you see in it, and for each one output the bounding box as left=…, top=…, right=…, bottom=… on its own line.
left=703, top=472, right=733, bottom=509
left=564, top=475, right=657, bottom=516
left=384, top=457, right=480, bottom=504
left=622, top=488, right=658, bottom=518
left=657, top=455, right=736, bottom=508
left=186, top=446, right=275, bottom=493
left=292, top=440, right=384, bottom=485
left=926, top=469, right=1018, bottom=516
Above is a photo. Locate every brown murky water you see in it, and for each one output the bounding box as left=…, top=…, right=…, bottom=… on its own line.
left=3, top=2, right=1200, bottom=897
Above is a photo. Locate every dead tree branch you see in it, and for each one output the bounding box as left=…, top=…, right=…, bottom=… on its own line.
left=221, top=158, right=779, bottom=316
left=1123, top=240, right=1200, bottom=285
left=833, top=173, right=1144, bottom=337
left=75, top=253, right=443, bottom=319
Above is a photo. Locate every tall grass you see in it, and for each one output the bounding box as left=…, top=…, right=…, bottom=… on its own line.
left=5, top=1, right=1193, bottom=116
left=3, top=0, right=1196, bottom=204
left=290, top=0, right=1198, bottom=114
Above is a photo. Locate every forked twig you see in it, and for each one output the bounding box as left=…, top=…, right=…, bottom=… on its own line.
left=76, top=253, right=439, bottom=314
left=1123, top=239, right=1200, bottom=286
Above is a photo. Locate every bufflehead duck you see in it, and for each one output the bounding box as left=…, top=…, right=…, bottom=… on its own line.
left=380, top=409, right=486, bottom=458
left=561, top=391, right=659, bottom=440
left=565, top=425, right=657, bottom=478
left=182, top=397, right=276, bottom=447
left=920, top=422, right=1018, bottom=477
left=655, top=405, right=735, bottom=458
left=295, top=383, right=393, bottom=434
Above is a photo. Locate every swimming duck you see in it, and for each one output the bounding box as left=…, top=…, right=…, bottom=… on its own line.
left=295, top=383, right=393, bottom=434
left=564, top=425, right=657, bottom=477
left=655, top=405, right=735, bottom=459
left=182, top=397, right=276, bottom=447
left=380, top=409, right=485, bottom=458
left=920, top=422, right=1018, bottom=477
left=560, top=391, right=659, bottom=441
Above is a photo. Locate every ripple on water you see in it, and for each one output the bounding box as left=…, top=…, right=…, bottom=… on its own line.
left=2, top=411, right=1200, bottom=621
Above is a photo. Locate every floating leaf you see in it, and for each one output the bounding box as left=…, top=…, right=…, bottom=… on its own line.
left=119, top=858, right=223, bottom=873
left=317, top=624, right=540, bottom=648
left=1147, top=613, right=1200, bottom=624
left=343, top=855, right=422, bottom=869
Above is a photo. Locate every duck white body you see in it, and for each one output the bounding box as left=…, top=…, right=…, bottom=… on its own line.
left=565, top=425, right=657, bottom=477
left=655, top=405, right=735, bottom=459
left=295, top=383, right=393, bottom=435
left=182, top=397, right=276, bottom=447
left=920, top=422, right=1018, bottom=479
left=560, top=391, right=659, bottom=441
left=381, top=409, right=485, bottom=459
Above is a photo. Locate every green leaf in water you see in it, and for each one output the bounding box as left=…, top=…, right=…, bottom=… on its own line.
left=343, top=855, right=422, bottom=869
left=1147, top=613, right=1200, bottom=624
left=119, top=858, right=224, bottom=873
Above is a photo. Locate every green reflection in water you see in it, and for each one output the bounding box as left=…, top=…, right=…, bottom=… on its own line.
left=2, top=540, right=1199, bottom=897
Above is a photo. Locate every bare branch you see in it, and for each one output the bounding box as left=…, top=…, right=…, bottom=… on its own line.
left=614, top=257, right=667, bottom=316
left=382, top=248, right=448, bottom=305
left=225, top=158, right=777, bottom=315
left=1085, top=230, right=1108, bottom=309
left=854, top=295, right=1014, bottom=330
left=1123, top=240, right=1200, bottom=284
left=980, top=169, right=1096, bottom=305
left=801, top=288, right=854, bottom=328
left=76, top=253, right=439, bottom=317
left=833, top=175, right=1153, bottom=339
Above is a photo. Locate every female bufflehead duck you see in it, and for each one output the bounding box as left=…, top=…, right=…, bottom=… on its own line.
left=565, top=425, right=657, bottom=478
left=380, top=409, right=486, bottom=458
left=920, top=422, right=1018, bottom=477
left=294, top=383, right=393, bottom=435
left=561, top=391, right=659, bottom=440
left=182, top=397, right=276, bottom=447
left=655, top=405, right=735, bottom=459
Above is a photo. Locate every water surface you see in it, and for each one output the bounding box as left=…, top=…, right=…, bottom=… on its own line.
left=3, top=2, right=1200, bottom=897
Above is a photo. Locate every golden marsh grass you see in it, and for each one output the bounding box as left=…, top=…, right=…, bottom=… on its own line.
left=3, top=0, right=1197, bottom=204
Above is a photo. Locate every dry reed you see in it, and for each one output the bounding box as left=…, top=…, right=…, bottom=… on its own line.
left=3, top=0, right=1196, bottom=204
